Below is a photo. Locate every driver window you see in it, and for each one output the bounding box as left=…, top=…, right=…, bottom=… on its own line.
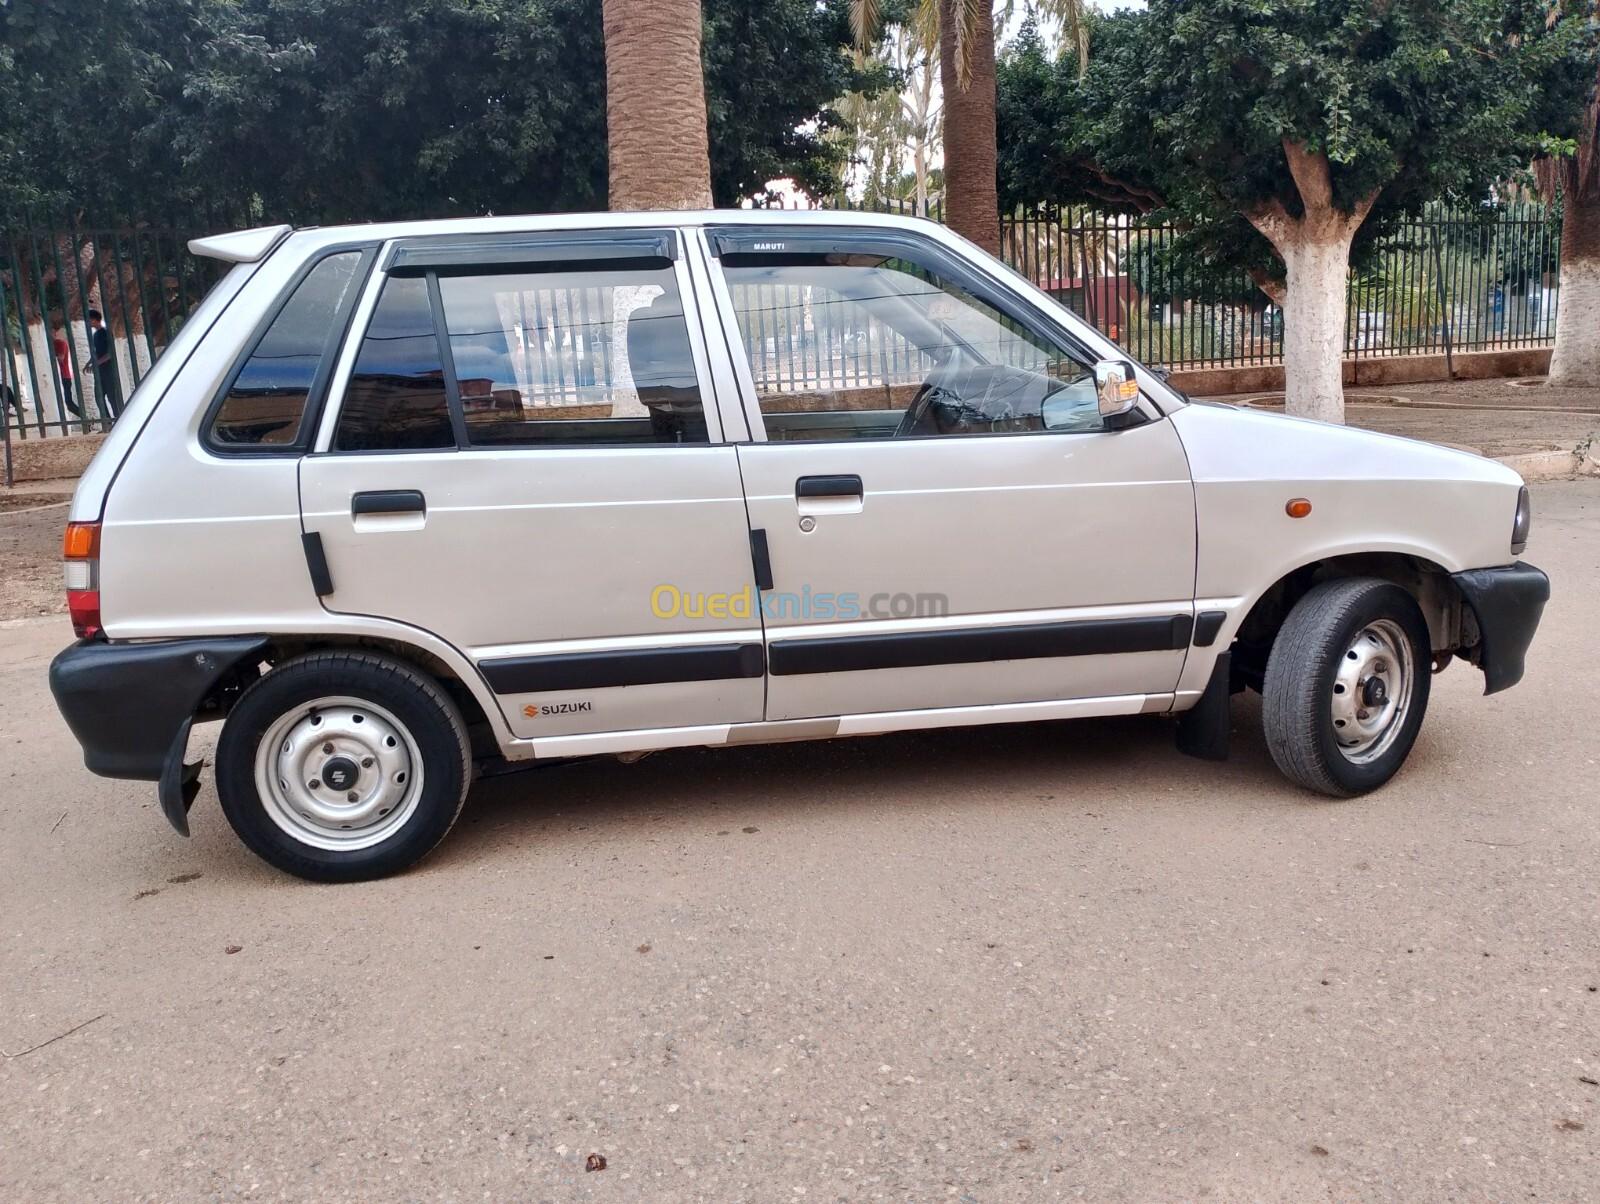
left=720, top=251, right=1099, bottom=441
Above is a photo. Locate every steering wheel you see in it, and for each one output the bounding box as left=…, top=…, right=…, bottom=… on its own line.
left=896, top=346, right=971, bottom=438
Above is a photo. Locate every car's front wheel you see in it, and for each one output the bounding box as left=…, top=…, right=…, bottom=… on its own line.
left=216, top=651, right=471, bottom=882
left=1262, top=578, right=1432, bottom=797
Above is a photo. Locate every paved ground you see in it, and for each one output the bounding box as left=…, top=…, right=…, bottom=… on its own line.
left=1211, top=378, right=1600, bottom=459
left=2, top=479, right=1597, bottom=1202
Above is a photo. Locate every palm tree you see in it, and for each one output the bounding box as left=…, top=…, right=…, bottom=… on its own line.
left=601, top=0, right=713, bottom=210
left=834, top=19, right=942, bottom=215
left=851, top=0, right=1088, bottom=254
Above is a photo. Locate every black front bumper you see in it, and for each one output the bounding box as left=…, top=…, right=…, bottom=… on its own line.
left=50, top=635, right=268, bottom=780
left=1450, top=561, right=1550, bottom=695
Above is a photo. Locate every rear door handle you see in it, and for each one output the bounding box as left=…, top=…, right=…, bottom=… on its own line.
left=796, top=475, right=862, bottom=500
left=351, top=489, right=426, bottom=517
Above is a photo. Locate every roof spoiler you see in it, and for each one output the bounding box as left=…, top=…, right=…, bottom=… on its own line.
left=187, top=224, right=293, bottom=264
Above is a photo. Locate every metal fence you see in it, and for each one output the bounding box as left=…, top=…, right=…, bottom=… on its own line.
left=1, top=223, right=229, bottom=480
left=0, top=201, right=1564, bottom=481
left=833, top=198, right=1561, bottom=374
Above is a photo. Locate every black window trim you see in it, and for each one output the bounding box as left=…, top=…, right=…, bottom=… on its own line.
left=201, top=243, right=379, bottom=458
left=387, top=228, right=677, bottom=275
left=328, top=270, right=460, bottom=456
left=708, top=224, right=1131, bottom=444
left=415, top=248, right=715, bottom=453
left=319, top=228, right=721, bottom=456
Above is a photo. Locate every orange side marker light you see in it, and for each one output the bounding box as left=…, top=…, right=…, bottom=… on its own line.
left=1286, top=498, right=1312, bottom=519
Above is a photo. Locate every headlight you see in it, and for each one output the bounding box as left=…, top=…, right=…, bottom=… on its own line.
left=1511, top=485, right=1531, bottom=555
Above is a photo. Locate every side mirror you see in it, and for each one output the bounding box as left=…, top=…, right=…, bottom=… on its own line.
left=1095, top=359, right=1142, bottom=427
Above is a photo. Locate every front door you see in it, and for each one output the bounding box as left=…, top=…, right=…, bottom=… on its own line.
left=700, top=224, right=1197, bottom=723
left=299, top=229, right=764, bottom=741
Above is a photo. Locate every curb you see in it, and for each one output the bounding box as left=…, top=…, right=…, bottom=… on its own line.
left=1496, top=444, right=1598, bottom=482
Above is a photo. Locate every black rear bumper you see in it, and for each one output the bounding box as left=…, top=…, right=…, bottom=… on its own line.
left=1451, top=561, right=1549, bottom=695
left=49, top=635, right=268, bottom=779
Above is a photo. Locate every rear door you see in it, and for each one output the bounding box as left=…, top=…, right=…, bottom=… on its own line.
left=299, top=228, right=765, bottom=741
left=697, top=223, right=1198, bottom=723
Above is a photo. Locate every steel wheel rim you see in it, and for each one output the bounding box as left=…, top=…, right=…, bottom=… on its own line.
left=253, top=695, right=424, bottom=851
left=1330, top=619, right=1414, bottom=765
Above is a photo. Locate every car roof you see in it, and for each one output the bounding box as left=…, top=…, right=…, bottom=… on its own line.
left=199, top=208, right=940, bottom=262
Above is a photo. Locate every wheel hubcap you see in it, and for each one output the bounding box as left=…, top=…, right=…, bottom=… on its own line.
left=254, top=696, right=423, bottom=851
left=1330, top=619, right=1414, bottom=765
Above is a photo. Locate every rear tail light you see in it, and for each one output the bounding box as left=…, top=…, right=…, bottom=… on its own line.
left=63, top=521, right=102, bottom=638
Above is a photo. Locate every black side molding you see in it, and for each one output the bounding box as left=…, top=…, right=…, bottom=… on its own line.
left=769, top=614, right=1192, bottom=676
left=1193, top=610, right=1228, bottom=647
left=1451, top=561, right=1550, bottom=695
left=301, top=531, right=334, bottom=597
left=480, top=642, right=766, bottom=694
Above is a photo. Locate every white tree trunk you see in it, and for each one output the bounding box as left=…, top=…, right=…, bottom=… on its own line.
left=1548, top=190, right=1600, bottom=387
left=1245, top=141, right=1379, bottom=427
left=1279, top=233, right=1354, bottom=424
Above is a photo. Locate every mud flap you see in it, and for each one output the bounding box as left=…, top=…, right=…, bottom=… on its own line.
left=157, top=719, right=202, bottom=837
left=1176, top=651, right=1231, bottom=762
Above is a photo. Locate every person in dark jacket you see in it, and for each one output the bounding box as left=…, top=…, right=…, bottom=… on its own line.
left=88, top=308, right=122, bottom=419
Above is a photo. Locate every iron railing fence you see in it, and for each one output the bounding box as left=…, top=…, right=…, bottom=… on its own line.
left=1, top=201, right=1563, bottom=483
left=1, top=225, right=226, bottom=423
left=818, top=197, right=1561, bottom=375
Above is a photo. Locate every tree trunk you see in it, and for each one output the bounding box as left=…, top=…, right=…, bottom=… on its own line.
left=601, top=0, right=713, bottom=210
left=1245, top=141, right=1379, bottom=425
left=1278, top=233, right=1355, bottom=424
left=938, top=0, right=999, bottom=254
left=1548, top=185, right=1600, bottom=387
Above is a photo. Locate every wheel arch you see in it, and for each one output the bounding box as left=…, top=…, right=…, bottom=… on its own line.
left=1229, top=551, right=1470, bottom=691
left=246, top=634, right=504, bottom=762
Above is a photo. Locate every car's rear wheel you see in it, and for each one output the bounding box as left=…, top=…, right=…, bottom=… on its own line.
left=1262, top=578, right=1432, bottom=797
left=216, top=651, right=470, bottom=882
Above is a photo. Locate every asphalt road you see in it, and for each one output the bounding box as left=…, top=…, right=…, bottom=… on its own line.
left=3, top=481, right=1597, bottom=1203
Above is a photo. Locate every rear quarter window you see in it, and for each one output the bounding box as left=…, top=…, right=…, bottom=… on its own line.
left=206, top=250, right=369, bottom=450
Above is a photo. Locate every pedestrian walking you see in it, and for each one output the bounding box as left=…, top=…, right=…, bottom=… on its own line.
left=52, top=321, right=82, bottom=419
left=88, top=308, right=122, bottom=419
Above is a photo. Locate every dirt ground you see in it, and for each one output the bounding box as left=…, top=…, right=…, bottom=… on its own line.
left=0, top=493, right=69, bottom=621
left=1, top=480, right=1597, bottom=1202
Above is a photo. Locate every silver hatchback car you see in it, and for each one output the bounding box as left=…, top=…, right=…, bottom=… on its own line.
left=49, top=211, right=1547, bottom=881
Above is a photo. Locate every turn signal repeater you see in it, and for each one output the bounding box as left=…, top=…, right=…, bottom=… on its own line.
left=1285, top=498, right=1313, bottom=519
left=62, top=521, right=102, bottom=638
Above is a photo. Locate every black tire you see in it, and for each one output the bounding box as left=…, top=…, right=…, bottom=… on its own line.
left=215, top=651, right=471, bottom=882
left=1262, top=578, right=1432, bottom=797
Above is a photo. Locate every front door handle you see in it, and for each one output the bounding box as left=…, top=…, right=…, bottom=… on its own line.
left=351, top=489, right=426, bottom=517
left=796, top=475, right=863, bottom=500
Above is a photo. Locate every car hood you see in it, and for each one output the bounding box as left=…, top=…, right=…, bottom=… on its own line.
left=1176, top=400, right=1523, bottom=488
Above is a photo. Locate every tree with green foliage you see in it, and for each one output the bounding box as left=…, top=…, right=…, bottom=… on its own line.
left=851, top=0, right=1091, bottom=250
left=1001, top=2, right=1595, bottom=422
left=1, top=0, right=870, bottom=224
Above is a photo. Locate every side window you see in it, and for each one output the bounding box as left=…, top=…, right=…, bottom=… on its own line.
left=720, top=251, right=1098, bottom=441
left=435, top=264, right=708, bottom=446
left=335, top=275, right=456, bottom=452
left=208, top=251, right=365, bottom=448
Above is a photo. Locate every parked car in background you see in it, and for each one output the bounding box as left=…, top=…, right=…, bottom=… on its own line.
left=49, top=210, right=1548, bottom=881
